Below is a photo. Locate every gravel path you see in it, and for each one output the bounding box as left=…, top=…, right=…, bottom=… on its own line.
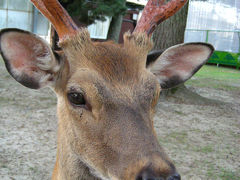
left=0, top=61, right=239, bottom=180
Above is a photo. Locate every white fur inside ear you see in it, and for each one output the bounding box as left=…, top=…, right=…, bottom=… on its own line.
left=34, top=44, right=61, bottom=73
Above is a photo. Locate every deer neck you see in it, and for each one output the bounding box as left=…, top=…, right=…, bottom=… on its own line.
left=53, top=134, right=100, bottom=180
left=53, top=114, right=100, bottom=180
left=53, top=152, right=100, bottom=180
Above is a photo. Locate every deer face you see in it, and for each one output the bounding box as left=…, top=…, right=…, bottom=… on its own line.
left=0, top=0, right=214, bottom=180
left=56, top=32, right=169, bottom=179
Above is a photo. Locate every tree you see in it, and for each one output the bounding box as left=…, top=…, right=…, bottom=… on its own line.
left=50, top=0, right=127, bottom=47
left=152, top=1, right=218, bottom=105
left=59, top=0, right=126, bottom=26
left=152, top=0, right=189, bottom=52
left=107, top=0, right=126, bottom=42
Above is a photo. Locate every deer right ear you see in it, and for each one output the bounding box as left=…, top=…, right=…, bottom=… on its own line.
left=147, top=43, right=214, bottom=89
left=0, top=29, right=61, bottom=89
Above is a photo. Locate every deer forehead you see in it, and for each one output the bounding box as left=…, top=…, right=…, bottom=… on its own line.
left=59, top=30, right=153, bottom=74
left=66, top=67, right=160, bottom=105
left=57, top=30, right=156, bottom=92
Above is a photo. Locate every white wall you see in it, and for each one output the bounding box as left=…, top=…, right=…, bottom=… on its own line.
left=0, top=0, right=50, bottom=39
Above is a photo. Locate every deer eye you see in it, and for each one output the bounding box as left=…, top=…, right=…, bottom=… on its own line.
left=67, top=92, right=86, bottom=106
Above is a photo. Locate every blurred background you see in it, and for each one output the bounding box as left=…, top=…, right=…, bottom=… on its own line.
left=0, top=0, right=239, bottom=68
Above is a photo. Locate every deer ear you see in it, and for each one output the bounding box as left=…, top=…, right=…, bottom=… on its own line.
left=146, top=50, right=164, bottom=67
left=0, top=29, right=61, bottom=89
left=147, top=43, right=214, bottom=89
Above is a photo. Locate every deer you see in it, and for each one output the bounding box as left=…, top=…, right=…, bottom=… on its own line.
left=0, top=0, right=214, bottom=179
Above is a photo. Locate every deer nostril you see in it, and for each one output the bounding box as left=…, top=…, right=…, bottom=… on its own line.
left=136, top=168, right=166, bottom=180
left=136, top=168, right=157, bottom=180
left=136, top=171, right=181, bottom=180
left=167, top=173, right=181, bottom=180
left=136, top=167, right=181, bottom=180
left=136, top=176, right=156, bottom=180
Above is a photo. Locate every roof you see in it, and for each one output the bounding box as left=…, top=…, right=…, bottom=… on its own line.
left=126, top=0, right=147, bottom=6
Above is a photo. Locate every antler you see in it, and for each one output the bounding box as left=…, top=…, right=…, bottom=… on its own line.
left=30, top=0, right=78, bottom=40
left=134, top=0, right=188, bottom=36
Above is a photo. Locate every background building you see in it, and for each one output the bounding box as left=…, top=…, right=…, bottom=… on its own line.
left=87, top=0, right=147, bottom=41
left=0, top=0, right=49, bottom=40
left=1, top=0, right=239, bottom=68
left=185, top=0, right=239, bottom=53
left=0, top=0, right=146, bottom=41
left=185, top=0, right=240, bottom=68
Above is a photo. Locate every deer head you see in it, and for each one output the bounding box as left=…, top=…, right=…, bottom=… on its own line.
left=0, top=0, right=214, bottom=179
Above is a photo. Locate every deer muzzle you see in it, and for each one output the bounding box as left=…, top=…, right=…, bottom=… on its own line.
left=102, top=105, right=180, bottom=180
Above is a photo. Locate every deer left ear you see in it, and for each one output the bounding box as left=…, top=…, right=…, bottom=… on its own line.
left=147, top=43, right=214, bottom=89
left=0, top=28, right=61, bottom=89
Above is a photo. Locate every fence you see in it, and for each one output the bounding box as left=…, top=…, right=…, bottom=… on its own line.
left=185, top=29, right=240, bottom=69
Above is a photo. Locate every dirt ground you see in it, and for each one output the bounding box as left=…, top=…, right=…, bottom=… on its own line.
left=0, top=59, right=239, bottom=180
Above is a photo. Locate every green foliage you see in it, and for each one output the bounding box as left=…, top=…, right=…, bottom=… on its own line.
left=126, top=2, right=144, bottom=10
left=59, top=0, right=127, bottom=25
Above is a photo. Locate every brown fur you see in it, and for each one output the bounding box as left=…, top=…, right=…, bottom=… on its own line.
left=0, top=27, right=179, bottom=180
left=51, top=29, right=175, bottom=180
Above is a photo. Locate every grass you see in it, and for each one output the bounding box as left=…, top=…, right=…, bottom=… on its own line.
left=194, top=145, right=214, bottom=153
left=191, top=65, right=240, bottom=80
left=174, top=110, right=186, bottom=115
left=196, top=160, right=240, bottom=180
left=219, top=169, right=240, bottom=180
left=29, top=166, right=38, bottom=174
left=0, top=96, right=10, bottom=102
left=207, top=166, right=240, bottom=180
left=186, top=65, right=240, bottom=92
left=0, top=55, right=3, bottom=64
left=159, top=131, right=189, bottom=145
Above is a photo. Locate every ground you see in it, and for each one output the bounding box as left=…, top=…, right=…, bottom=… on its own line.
left=0, top=58, right=239, bottom=180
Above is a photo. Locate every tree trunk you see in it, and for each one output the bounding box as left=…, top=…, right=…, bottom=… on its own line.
left=107, top=14, right=124, bottom=42
left=152, top=1, right=189, bottom=50
left=107, top=0, right=126, bottom=42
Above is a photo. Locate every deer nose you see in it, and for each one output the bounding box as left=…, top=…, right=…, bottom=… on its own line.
left=167, top=173, right=181, bottom=180
left=136, top=168, right=181, bottom=180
